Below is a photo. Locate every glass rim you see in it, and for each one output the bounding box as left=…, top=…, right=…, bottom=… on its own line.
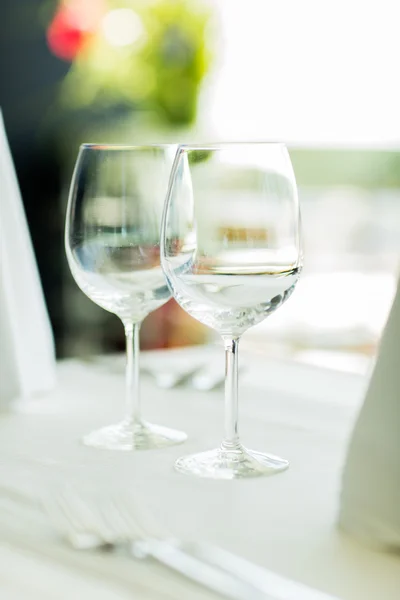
left=79, top=143, right=176, bottom=151
left=177, top=141, right=287, bottom=151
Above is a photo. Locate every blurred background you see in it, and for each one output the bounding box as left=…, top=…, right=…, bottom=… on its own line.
left=1, top=0, right=399, bottom=374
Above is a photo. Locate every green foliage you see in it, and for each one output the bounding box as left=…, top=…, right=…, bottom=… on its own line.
left=289, top=150, right=400, bottom=188
left=187, top=149, right=213, bottom=165
left=58, top=0, right=213, bottom=127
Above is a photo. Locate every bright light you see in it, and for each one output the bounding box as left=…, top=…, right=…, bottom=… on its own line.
left=102, top=8, right=144, bottom=47
left=202, top=0, right=400, bottom=146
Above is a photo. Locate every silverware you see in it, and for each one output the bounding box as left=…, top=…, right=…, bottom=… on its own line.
left=43, top=487, right=337, bottom=600
left=43, top=488, right=269, bottom=599
left=143, top=364, right=206, bottom=390
left=83, top=353, right=233, bottom=392
left=145, top=363, right=246, bottom=392
left=190, top=365, right=246, bottom=392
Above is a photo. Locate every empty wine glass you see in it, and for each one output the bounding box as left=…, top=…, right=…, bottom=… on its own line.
left=161, top=143, right=302, bottom=478
left=65, top=144, right=187, bottom=450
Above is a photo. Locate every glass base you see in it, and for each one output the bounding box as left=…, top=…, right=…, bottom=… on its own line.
left=82, top=419, right=187, bottom=451
left=174, top=445, right=289, bottom=479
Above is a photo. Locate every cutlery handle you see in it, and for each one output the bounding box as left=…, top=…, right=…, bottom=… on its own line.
left=134, top=539, right=269, bottom=600
left=171, top=542, right=338, bottom=600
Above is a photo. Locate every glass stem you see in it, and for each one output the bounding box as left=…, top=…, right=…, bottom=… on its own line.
left=222, top=336, right=241, bottom=450
left=124, top=321, right=141, bottom=424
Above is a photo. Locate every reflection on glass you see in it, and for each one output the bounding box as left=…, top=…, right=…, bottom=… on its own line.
left=66, top=144, right=187, bottom=450
left=162, top=143, right=302, bottom=478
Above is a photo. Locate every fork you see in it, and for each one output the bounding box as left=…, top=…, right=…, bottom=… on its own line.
left=43, top=487, right=338, bottom=600
left=144, top=364, right=206, bottom=390
left=44, top=487, right=269, bottom=600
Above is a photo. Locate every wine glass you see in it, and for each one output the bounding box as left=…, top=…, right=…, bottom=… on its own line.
left=65, top=144, right=187, bottom=450
left=161, top=143, right=302, bottom=478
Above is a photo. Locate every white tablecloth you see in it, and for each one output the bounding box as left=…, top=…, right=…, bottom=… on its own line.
left=0, top=347, right=399, bottom=600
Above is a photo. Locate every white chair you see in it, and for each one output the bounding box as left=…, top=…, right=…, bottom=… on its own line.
left=0, top=110, right=56, bottom=407
left=339, top=275, right=400, bottom=550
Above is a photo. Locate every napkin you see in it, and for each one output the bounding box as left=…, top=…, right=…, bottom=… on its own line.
left=338, top=275, right=400, bottom=550
left=0, top=110, right=56, bottom=408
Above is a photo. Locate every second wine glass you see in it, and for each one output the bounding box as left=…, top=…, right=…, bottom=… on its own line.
left=161, top=143, right=302, bottom=478
left=66, top=144, right=187, bottom=450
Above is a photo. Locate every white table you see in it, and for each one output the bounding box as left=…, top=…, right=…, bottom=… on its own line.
left=0, top=347, right=399, bottom=600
